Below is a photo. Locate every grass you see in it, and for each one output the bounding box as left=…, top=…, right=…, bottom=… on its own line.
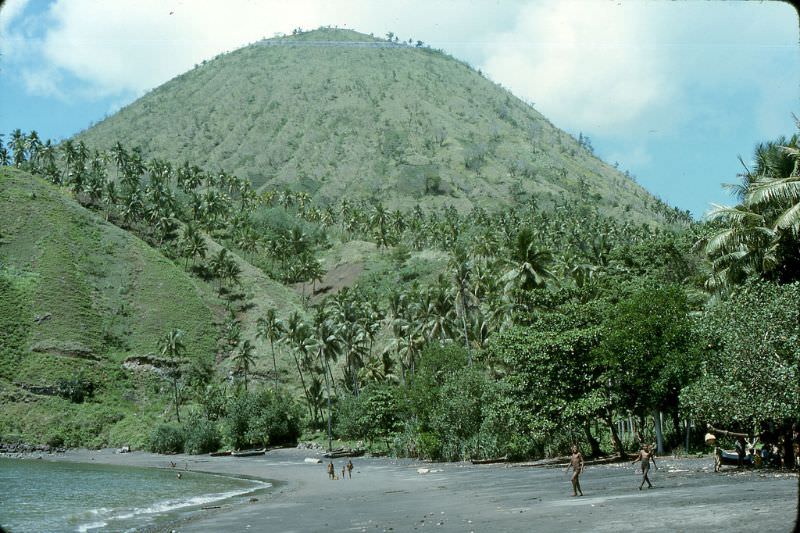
left=0, top=168, right=225, bottom=447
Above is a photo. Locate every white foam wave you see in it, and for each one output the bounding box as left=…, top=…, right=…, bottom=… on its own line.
left=77, top=520, right=108, bottom=532
left=78, top=479, right=270, bottom=531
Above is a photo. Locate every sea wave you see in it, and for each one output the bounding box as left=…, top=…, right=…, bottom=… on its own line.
left=77, top=479, right=270, bottom=532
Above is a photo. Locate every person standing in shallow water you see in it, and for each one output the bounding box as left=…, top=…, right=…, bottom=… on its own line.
left=564, top=445, right=584, bottom=496
left=632, top=444, right=658, bottom=490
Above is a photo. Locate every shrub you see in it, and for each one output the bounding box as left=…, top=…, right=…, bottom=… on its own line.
left=183, top=413, right=221, bottom=454
left=148, top=423, right=185, bottom=454
left=56, top=374, right=95, bottom=403
left=336, top=385, right=403, bottom=448
left=223, top=388, right=302, bottom=450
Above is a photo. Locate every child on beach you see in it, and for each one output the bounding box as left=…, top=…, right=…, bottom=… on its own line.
left=564, top=445, right=584, bottom=496
left=327, top=461, right=335, bottom=480
left=632, top=444, right=657, bottom=490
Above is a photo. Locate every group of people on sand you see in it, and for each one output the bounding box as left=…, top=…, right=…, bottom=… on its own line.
left=327, top=460, right=354, bottom=480
left=565, top=444, right=658, bottom=496
left=710, top=433, right=798, bottom=472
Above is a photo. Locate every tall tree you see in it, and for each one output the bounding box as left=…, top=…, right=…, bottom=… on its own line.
left=233, top=339, right=257, bottom=391
left=158, top=328, right=186, bottom=422
left=256, top=308, right=285, bottom=391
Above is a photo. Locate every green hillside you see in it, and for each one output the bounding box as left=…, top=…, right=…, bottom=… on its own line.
left=76, top=28, right=678, bottom=223
left=0, top=167, right=301, bottom=448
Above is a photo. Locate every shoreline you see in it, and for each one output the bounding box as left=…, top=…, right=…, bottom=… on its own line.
left=13, top=448, right=800, bottom=532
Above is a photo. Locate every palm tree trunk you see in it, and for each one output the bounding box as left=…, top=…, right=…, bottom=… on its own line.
left=321, top=358, right=333, bottom=452
left=173, top=378, right=181, bottom=423
left=653, top=410, right=664, bottom=454
left=291, top=351, right=314, bottom=420
left=270, top=340, right=279, bottom=391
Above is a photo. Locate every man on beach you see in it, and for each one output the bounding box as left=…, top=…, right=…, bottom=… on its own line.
left=564, top=445, right=584, bottom=496
left=347, top=460, right=353, bottom=479
left=327, top=461, right=335, bottom=480
left=632, top=444, right=657, bottom=490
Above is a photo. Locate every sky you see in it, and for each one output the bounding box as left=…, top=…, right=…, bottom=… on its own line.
left=1, top=0, right=798, bottom=218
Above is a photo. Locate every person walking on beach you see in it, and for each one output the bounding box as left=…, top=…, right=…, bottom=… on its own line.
left=327, top=461, right=335, bottom=480
left=347, top=460, right=353, bottom=479
left=564, top=445, right=584, bottom=496
left=632, top=444, right=657, bottom=490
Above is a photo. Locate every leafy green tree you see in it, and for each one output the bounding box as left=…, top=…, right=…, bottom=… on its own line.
left=594, top=285, right=700, bottom=453
left=680, top=280, right=799, bottom=461
left=482, top=316, right=605, bottom=458
left=337, top=384, right=403, bottom=449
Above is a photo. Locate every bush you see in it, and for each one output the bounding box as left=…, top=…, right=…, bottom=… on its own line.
left=148, top=423, right=185, bottom=454
left=183, top=414, right=221, bottom=454
left=45, top=433, right=65, bottom=448
left=336, top=385, right=403, bottom=448
left=223, top=388, right=302, bottom=450
left=56, top=374, right=95, bottom=403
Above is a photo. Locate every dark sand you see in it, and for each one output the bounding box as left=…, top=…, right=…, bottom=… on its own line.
left=38, top=448, right=798, bottom=532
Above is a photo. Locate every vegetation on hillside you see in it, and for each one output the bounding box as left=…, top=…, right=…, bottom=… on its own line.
left=74, top=28, right=688, bottom=225
left=2, top=117, right=797, bottom=463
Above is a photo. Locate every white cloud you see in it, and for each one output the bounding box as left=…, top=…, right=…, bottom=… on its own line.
left=0, top=0, right=32, bottom=57
left=480, top=1, right=680, bottom=136
left=9, top=0, right=521, bottom=100
left=21, top=66, right=65, bottom=99
left=0, top=0, right=30, bottom=34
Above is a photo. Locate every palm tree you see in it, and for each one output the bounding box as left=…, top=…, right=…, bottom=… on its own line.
left=9, top=129, right=27, bottom=167
left=158, top=328, right=186, bottom=422
left=311, top=313, right=340, bottom=449
left=501, top=228, right=553, bottom=297
left=180, top=223, right=207, bottom=266
left=701, top=132, right=800, bottom=287
left=233, top=339, right=257, bottom=391
left=285, top=311, right=314, bottom=419
left=60, top=139, right=77, bottom=184
left=26, top=130, right=41, bottom=169
left=256, top=308, right=284, bottom=391
left=450, top=246, right=478, bottom=362
left=0, top=137, right=10, bottom=166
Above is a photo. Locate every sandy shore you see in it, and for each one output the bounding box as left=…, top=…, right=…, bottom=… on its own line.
left=35, top=448, right=799, bottom=532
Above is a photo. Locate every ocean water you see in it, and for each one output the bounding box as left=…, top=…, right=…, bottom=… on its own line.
left=0, top=458, right=270, bottom=532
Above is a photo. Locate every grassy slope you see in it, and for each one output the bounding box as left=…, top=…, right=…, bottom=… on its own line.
left=77, top=28, right=665, bottom=224
left=0, top=168, right=302, bottom=447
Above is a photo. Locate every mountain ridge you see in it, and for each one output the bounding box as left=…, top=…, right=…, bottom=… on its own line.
left=76, top=28, right=683, bottom=224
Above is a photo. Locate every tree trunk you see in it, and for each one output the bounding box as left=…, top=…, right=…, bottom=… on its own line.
left=671, top=410, right=682, bottom=449
left=461, top=312, right=471, bottom=366
left=782, top=427, right=794, bottom=470
left=583, top=419, right=601, bottom=458
left=653, top=409, right=664, bottom=454
left=270, top=341, right=279, bottom=391
left=603, top=414, right=625, bottom=456
left=291, top=351, right=314, bottom=420
left=319, top=351, right=333, bottom=452
left=173, top=378, right=181, bottom=423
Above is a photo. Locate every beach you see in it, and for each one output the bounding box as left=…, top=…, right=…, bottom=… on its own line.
left=30, top=448, right=799, bottom=532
